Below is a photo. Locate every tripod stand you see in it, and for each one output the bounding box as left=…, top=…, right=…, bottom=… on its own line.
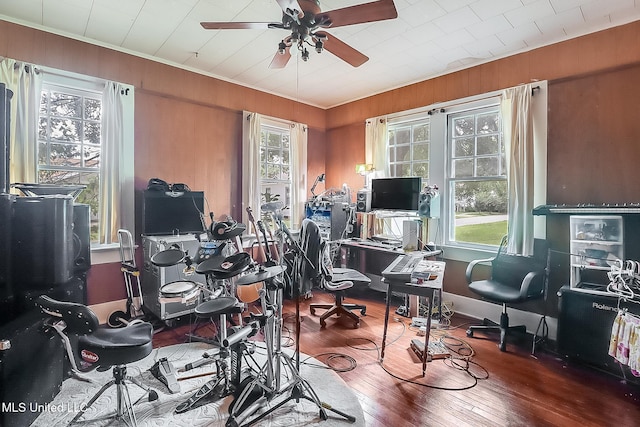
left=226, top=212, right=356, bottom=427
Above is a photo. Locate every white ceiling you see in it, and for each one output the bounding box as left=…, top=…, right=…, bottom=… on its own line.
left=1, top=0, right=639, bottom=108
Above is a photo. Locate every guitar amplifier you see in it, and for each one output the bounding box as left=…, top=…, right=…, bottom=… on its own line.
left=557, top=286, right=640, bottom=382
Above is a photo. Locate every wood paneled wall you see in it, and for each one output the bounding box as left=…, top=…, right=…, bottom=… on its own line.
left=3, top=18, right=640, bottom=311
left=0, top=20, right=326, bottom=304
left=324, top=20, right=640, bottom=311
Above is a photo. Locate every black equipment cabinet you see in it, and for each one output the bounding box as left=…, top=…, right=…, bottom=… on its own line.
left=0, top=311, right=64, bottom=427
left=12, top=195, right=74, bottom=287
left=557, top=286, right=640, bottom=382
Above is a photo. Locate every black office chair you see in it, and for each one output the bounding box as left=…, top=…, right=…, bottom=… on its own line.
left=465, top=236, right=548, bottom=351
left=36, top=295, right=158, bottom=426
left=299, top=219, right=371, bottom=328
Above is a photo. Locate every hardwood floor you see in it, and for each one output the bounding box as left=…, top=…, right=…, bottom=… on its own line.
left=153, top=290, right=640, bottom=427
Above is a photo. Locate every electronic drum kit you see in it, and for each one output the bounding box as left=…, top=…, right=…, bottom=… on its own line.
left=147, top=212, right=354, bottom=426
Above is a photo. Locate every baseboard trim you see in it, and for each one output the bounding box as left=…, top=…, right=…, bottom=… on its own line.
left=443, top=292, right=558, bottom=341
left=89, top=298, right=141, bottom=325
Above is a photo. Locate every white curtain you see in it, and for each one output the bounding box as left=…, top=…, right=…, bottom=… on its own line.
left=100, top=81, right=125, bottom=244
left=365, top=116, right=388, bottom=181
left=242, top=111, right=262, bottom=228
left=289, top=122, right=307, bottom=229
left=242, top=112, right=307, bottom=230
left=0, top=58, right=43, bottom=188
left=501, top=84, right=535, bottom=256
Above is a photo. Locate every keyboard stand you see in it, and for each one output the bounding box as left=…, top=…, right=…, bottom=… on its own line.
left=380, top=278, right=442, bottom=377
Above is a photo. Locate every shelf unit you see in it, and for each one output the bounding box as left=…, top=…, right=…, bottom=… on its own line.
left=569, top=215, right=623, bottom=293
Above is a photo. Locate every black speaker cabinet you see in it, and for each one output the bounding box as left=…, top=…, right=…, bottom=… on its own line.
left=557, top=286, right=640, bottom=381
left=356, top=189, right=371, bottom=213
left=73, top=204, right=91, bottom=272
left=0, top=311, right=64, bottom=427
left=0, top=194, right=13, bottom=298
left=12, top=195, right=74, bottom=287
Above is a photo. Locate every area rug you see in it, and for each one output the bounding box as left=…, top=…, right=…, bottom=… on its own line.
left=30, top=342, right=364, bottom=427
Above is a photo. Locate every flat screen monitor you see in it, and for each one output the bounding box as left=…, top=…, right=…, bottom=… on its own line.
left=143, top=190, right=205, bottom=235
left=370, top=177, right=421, bottom=211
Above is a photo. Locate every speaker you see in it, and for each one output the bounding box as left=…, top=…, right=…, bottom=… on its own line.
left=418, top=191, right=440, bottom=218
left=12, top=195, right=74, bottom=287
left=356, top=189, right=371, bottom=213
left=557, top=286, right=640, bottom=382
left=72, top=204, right=91, bottom=272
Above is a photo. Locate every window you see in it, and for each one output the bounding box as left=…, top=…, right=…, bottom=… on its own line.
left=387, top=119, right=430, bottom=180
left=37, top=69, right=134, bottom=247
left=260, top=124, right=291, bottom=222
left=38, top=84, right=102, bottom=241
left=447, top=106, right=507, bottom=247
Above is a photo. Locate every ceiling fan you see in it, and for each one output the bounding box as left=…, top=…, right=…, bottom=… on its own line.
left=200, top=0, right=398, bottom=68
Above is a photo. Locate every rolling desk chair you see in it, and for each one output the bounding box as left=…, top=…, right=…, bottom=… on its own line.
left=299, top=219, right=371, bottom=328
left=465, top=236, right=548, bottom=352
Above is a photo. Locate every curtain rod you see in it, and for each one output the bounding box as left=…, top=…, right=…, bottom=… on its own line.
left=369, top=82, right=543, bottom=124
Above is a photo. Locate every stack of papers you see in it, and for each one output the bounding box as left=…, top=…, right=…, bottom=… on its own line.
left=411, top=260, right=446, bottom=286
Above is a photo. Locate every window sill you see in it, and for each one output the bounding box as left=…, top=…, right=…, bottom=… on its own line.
left=439, top=244, right=497, bottom=263
left=90, top=243, right=122, bottom=265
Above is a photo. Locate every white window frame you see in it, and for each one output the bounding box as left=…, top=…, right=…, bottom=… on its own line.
left=381, top=84, right=547, bottom=262
left=39, top=67, right=134, bottom=260
left=260, top=122, right=292, bottom=221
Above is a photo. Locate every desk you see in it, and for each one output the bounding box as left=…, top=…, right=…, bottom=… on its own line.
left=336, top=239, right=440, bottom=293
left=380, top=279, right=442, bottom=377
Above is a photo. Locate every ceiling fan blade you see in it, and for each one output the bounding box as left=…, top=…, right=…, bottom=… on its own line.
left=321, top=0, right=398, bottom=28
left=316, top=31, right=368, bottom=67
left=275, top=0, right=304, bottom=18
left=269, top=47, right=292, bottom=69
left=201, top=22, right=274, bottom=30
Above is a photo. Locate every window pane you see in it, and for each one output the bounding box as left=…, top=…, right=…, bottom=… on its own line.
left=389, top=146, right=396, bottom=163
left=388, top=129, right=397, bottom=146
left=50, top=143, right=81, bottom=166
left=267, top=132, right=281, bottom=147
left=396, top=144, right=410, bottom=162
left=414, top=124, right=429, bottom=142
left=267, top=148, right=281, bottom=164
left=84, top=98, right=101, bottom=120
left=399, top=163, right=411, bottom=177
left=453, top=116, right=474, bottom=136
left=84, top=122, right=100, bottom=145
left=83, top=145, right=100, bottom=168
left=454, top=137, right=474, bottom=157
left=476, top=113, right=499, bottom=134
left=453, top=159, right=473, bottom=177
left=413, top=162, right=429, bottom=179
left=477, top=135, right=499, bottom=155
left=267, top=164, right=280, bottom=179
left=477, top=157, right=499, bottom=176
left=412, top=143, right=429, bottom=161
left=395, top=128, right=410, bottom=145
left=282, top=149, right=290, bottom=165
left=38, top=117, right=48, bottom=140
left=260, top=147, right=266, bottom=163
left=50, top=92, right=82, bottom=118
left=50, top=118, right=81, bottom=143
left=38, top=142, right=48, bottom=165
left=451, top=180, right=507, bottom=246
left=282, top=165, right=290, bottom=180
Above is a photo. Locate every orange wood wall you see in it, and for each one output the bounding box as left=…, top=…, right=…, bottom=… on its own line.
left=3, top=18, right=640, bottom=308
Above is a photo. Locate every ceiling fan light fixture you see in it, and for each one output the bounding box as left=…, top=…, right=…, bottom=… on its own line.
left=278, top=40, right=287, bottom=54
left=291, top=32, right=299, bottom=43
left=315, top=40, right=323, bottom=54
left=301, top=48, right=310, bottom=62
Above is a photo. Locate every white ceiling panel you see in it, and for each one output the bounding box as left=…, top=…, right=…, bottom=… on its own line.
left=0, top=0, right=637, bottom=108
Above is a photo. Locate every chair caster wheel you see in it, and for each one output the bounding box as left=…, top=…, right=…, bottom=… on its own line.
left=148, top=390, right=159, bottom=401
left=466, top=329, right=473, bottom=337
left=320, top=320, right=326, bottom=328
left=360, top=309, right=366, bottom=316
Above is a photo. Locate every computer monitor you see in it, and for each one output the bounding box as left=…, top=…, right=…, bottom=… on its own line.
left=370, top=177, right=421, bottom=211
left=143, top=190, right=205, bottom=235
